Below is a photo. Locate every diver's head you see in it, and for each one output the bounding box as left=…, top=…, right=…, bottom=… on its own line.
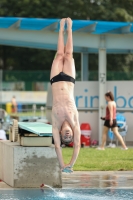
left=60, top=121, right=73, bottom=145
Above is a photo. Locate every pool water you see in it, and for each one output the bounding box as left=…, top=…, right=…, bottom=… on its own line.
left=0, top=189, right=133, bottom=200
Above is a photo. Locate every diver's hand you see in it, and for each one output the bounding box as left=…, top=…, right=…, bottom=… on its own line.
left=64, top=164, right=71, bottom=168
left=62, top=167, right=73, bottom=173
left=62, top=164, right=73, bottom=173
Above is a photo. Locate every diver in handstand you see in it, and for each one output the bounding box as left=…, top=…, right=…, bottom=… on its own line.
left=50, top=18, right=81, bottom=173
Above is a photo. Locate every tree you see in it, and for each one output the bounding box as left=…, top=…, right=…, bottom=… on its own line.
left=0, top=0, right=133, bottom=78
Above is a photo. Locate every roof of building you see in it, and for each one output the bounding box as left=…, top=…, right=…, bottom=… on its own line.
left=0, top=17, right=133, bottom=34
left=0, top=17, right=133, bottom=53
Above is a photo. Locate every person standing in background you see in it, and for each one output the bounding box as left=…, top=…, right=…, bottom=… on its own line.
left=11, top=96, right=17, bottom=113
left=97, top=91, right=128, bottom=150
left=0, top=123, right=7, bottom=140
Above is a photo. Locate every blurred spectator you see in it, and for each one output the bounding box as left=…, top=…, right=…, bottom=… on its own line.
left=0, top=124, right=7, bottom=140
left=0, top=108, right=5, bottom=120
left=11, top=96, right=17, bottom=113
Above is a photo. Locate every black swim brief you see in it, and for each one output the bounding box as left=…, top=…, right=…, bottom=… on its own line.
left=50, top=72, right=75, bottom=85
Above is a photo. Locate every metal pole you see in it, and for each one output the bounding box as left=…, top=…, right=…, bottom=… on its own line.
left=0, top=69, right=2, bottom=109
left=98, top=36, right=107, bottom=145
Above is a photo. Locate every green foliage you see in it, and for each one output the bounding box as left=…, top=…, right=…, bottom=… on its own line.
left=0, top=0, right=133, bottom=73
left=0, top=0, right=133, bottom=21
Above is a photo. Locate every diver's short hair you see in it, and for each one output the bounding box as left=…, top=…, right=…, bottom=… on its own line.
left=60, top=134, right=73, bottom=145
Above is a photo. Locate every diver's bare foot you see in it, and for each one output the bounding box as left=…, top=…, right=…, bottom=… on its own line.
left=60, top=18, right=66, bottom=31
left=66, top=17, right=72, bottom=30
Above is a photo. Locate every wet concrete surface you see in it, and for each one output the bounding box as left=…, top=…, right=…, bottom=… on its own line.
left=0, top=171, right=133, bottom=189
left=62, top=171, right=133, bottom=189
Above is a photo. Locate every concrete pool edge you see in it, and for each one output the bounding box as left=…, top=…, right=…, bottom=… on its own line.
left=0, top=171, right=133, bottom=189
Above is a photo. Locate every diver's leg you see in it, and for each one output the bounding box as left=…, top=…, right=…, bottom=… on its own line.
left=63, top=18, right=75, bottom=78
left=50, top=18, right=66, bottom=79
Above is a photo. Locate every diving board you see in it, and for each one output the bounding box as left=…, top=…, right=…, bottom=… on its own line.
left=18, top=122, right=52, bottom=136
left=10, top=120, right=53, bottom=147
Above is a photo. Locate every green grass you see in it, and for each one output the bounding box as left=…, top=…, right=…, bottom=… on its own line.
left=62, top=147, right=133, bottom=171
